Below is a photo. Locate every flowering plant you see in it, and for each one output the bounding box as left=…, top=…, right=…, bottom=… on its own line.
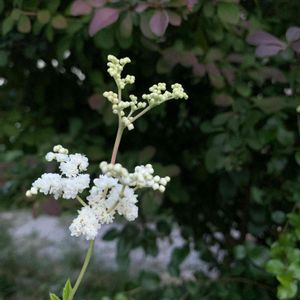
left=26, top=54, right=188, bottom=300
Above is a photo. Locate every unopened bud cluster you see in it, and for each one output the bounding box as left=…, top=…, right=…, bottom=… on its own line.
left=104, top=55, right=188, bottom=131
left=99, top=161, right=170, bottom=193
left=107, top=55, right=135, bottom=89
left=142, top=83, right=188, bottom=106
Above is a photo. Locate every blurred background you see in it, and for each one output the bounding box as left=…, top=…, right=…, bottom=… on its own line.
left=1, top=0, right=300, bottom=299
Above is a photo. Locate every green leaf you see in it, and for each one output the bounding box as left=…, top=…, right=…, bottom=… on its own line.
left=236, top=82, right=251, bottom=97
left=37, top=10, right=51, bottom=24
left=266, top=259, right=285, bottom=274
left=139, top=271, right=160, bottom=291
left=288, top=263, right=300, bottom=280
left=50, top=293, right=61, bottom=300
left=2, top=16, right=15, bottom=35
left=234, top=245, right=246, bottom=260
left=114, top=293, right=128, bottom=300
left=295, top=152, right=300, bottom=166
left=62, top=279, right=72, bottom=300
left=102, top=228, right=119, bottom=241
left=277, top=280, right=297, bottom=299
left=217, top=3, right=240, bottom=25
left=277, top=128, right=295, bottom=146
left=93, top=28, right=114, bottom=49
left=47, top=0, right=60, bottom=13
left=51, top=15, right=68, bottom=29
left=168, top=245, right=189, bottom=276
left=205, top=148, right=221, bottom=172
left=0, top=50, right=9, bottom=67
left=0, top=0, right=4, bottom=14
left=272, top=211, right=286, bottom=224
left=17, top=15, right=31, bottom=33
left=10, top=9, right=22, bottom=21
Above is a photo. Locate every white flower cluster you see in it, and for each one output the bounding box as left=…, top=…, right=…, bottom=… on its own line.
left=69, top=206, right=100, bottom=241
left=26, top=145, right=90, bottom=199
left=103, top=55, right=188, bottom=131
left=70, top=175, right=139, bottom=240
left=69, top=162, right=170, bottom=240
left=25, top=145, right=171, bottom=241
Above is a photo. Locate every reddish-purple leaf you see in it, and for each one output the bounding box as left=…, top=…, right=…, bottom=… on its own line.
left=255, top=44, right=283, bottom=58
left=167, top=10, right=181, bottom=26
left=186, top=0, right=197, bottom=11
left=206, top=63, right=220, bottom=77
left=207, top=63, right=225, bottom=89
left=88, top=94, right=105, bottom=110
left=247, top=31, right=283, bottom=46
left=227, top=53, right=243, bottom=64
left=140, top=14, right=156, bottom=39
left=70, top=0, right=92, bottom=16
left=135, top=3, right=149, bottom=13
left=221, top=67, right=235, bottom=85
left=42, top=197, right=61, bottom=216
left=292, top=41, right=300, bottom=53
left=180, top=52, right=197, bottom=67
left=149, top=9, right=169, bottom=36
left=163, top=48, right=181, bottom=66
left=89, top=8, right=120, bottom=36
left=214, top=94, right=233, bottom=107
left=88, top=0, right=106, bottom=8
left=261, top=67, right=287, bottom=83
left=192, top=63, right=206, bottom=77
left=286, top=27, right=300, bottom=43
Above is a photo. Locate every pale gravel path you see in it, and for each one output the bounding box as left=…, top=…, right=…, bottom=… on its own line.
left=0, top=210, right=213, bottom=280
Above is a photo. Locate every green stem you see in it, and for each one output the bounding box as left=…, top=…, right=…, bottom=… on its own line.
left=76, top=195, right=87, bottom=207
left=131, top=105, right=152, bottom=122
left=111, top=120, right=124, bottom=164
left=69, top=240, right=95, bottom=300
left=68, top=82, right=126, bottom=300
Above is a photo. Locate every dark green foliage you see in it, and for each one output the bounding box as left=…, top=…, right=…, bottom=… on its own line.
left=1, top=0, right=300, bottom=299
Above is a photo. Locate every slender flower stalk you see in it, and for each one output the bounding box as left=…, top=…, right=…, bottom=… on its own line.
left=69, top=240, right=94, bottom=300
left=110, top=120, right=125, bottom=165
left=69, top=121, right=125, bottom=300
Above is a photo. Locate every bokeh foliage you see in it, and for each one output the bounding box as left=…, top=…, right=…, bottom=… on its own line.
left=1, top=0, right=300, bottom=299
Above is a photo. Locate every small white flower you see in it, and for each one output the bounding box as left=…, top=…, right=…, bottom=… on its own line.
left=69, top=206, right=100, bottom=240
left=27, top=147, right=90, bottom=200
left=59, top=153, right=89, bottom=177
left=62, top=174, right=90, bottom=199
left=32, top=173, right=63, bottom=199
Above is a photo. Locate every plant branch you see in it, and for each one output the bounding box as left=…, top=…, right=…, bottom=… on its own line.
left=69, top=86, right=125, bottom=299
left=131, top=105, right=153, bottom=122
left=76, top=195, right=87, bottom=207
left=111, top=120, right=124, bottom=164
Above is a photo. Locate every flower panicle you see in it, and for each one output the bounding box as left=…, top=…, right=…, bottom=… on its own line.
left=103, top=54, right=188, bottom=131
